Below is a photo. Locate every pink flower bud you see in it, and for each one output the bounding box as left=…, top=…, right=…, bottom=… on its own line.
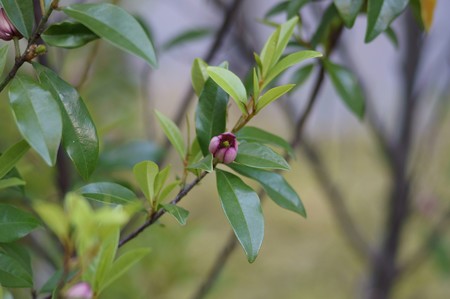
left=66, top=282, right=93, bottom=299
left=208, top=132, right=238, bottom=164
left=0, top=8, right=22, bottom=41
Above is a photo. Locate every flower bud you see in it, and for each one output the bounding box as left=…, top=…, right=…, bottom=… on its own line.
left=208, top=132, right=238, bottom=164
left=0, top=8, right=22, bottom=41
left=66, top=282, right=93, bottom=299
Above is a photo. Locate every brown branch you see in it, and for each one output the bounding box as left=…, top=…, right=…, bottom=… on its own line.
left=0, top=1, right=58, bottom=93
left=118, top=171, right=208, bottom=247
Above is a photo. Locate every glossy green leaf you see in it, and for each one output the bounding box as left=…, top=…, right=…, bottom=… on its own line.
left=0, top=44, right=8, bottom=75
left=229, top=164, right=306, bottom=217
left=133, top=160, right=158, bottom=203
left=264, top=51, right=322, bottom=89
left=0, top=140, right=30, bottom=179
left=236, top=127, right=294, bottom=157
left=187, top=154, right=213, bottom=172
left=264, top=1, right=289, bottom=18
left=42, top=21, right=99, bottom=49
left=207, top=66, right=248, bottom=107
left=155, top=110, right=186, bottom=161
left=365, top=0, right=409, bottom=42
left=191, top=58, right=209, bottom=96
left=0, top=242, right=32, bottom=275
left=195, top=78, right=229, bottom=156
left=252, top=68, right=260, bottom=100
left=100, top=248, right=150, bottom=293
left=163, top=28, right=212, bottom=50
left=235, top=142, right=290, bottom=170
left=0, top=0, right=34, bottom=38
left=9, top=76, right=62, bottom=166
left=0, top=204, right=40, bottom=243
left=161, top=204, right=189, bottom=226
left=291, top=63, right=314, bottom=90
left=33, top=201, right=69, bottom=241
left=256, top=84, right=295, bottom=112
left=79, top=182, right=138, bottom=205
left=334, top=0, right=364, bottom=27
left=63, top=3, right=157, bottom=67
left=34, top=63, right=99, bottom=179
left=0, top=246, right=33, bottom=287
left=0, top=177, right=25, bottom=190
left=323, top=60, right=365, bottom=119
left=216, top=169, right=264, bottom=263
left=187, top=138, right=203, bottom=177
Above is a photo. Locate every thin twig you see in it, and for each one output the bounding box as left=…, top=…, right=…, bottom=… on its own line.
left=119, top=171, right=208, bottom=247
left=75, top=41, right=101, bottom=89
left=0, top=0, right=58, bottom=93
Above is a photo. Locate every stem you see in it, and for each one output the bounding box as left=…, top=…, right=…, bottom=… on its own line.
left=118, top=171, right=208, bottom=247
left=13, top=37, right=20, bottom=59
left=0, top=1, right=57, bottom=93
left=39, top=0, right=45, bottom=15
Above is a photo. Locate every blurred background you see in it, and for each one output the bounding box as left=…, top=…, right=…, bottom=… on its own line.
left=1, top=0, right=450, bottom=298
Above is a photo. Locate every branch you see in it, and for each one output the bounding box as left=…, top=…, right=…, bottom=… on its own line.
left=118, top=171, right=208, bottom=247
left=0, top=1, right=58, bottom=93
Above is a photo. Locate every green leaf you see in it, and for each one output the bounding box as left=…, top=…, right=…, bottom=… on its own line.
left=0, top=177, right=25, bottom=190
left=272, top=17, right=299, bottom=69
left=42, top=21, right=99, bottom=49
left=9, top=75, right=62, bottom=166
left=228, top=164, right=306, bottom=217
left=323, top=60, right=365, bottom=119
left=33, top=201, right=69, bottom=241
left=207, top=66, right=248, bottom=111
left=291, top=63, right=314, bottom=87
left=235, top=142, right=290, bottom=170
left=263, top=50, right=322, bottom=88
left=256, top=84, right=294, bottom=112
left=0, top=44, right=8, bottom=75
left=216, top=170, right=264, bottom=263
left=187, top=154, right=213, bottom=172
left=99, top=141, right=162, bottom=171
left=236, top=127, right=294, bottom=158
left=154, top=165, right=171, bottom=197
left=252, top=68, right=260, bottom=100
left=311, top=4, right=340, bottom=48
left=34, top=63, right=99, bottom=179
left=0, top=140, right=29, bottom=179
left=365, top=0, right=409, bottom=42
left=163, top=28, right=212, bottom=50
left=334, top=0, right=364, bottom=27
left=384, top=26, right=399, bottom=48
left=195, top=78, right=229, bottom=156
left=0, top=242, right=32, bottom=277
left=0, top=204, right=40, bottom=243
left=158, top=181, right=180, bottom=205
left=0, top=0, right=34, bottom=38
left=191, top=58, right=209, bottom=96
left=79, top=182, right=138, bottom=205
left=0, top=249, right=33, bottom=287
left=161, top=204, right=189, bottom=226
left=259, top=26, right=279, bottom=77
left=264, top=1, right=289, bottom=18
left=63, top=3, right=157, bottom=67
left=99, top=248, right=150, bottom=293
left=287, top=0, right=310, bottom=19
left=133, top=160, right=159, bottom=202
left=155, top=110, right=186, bottom=161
